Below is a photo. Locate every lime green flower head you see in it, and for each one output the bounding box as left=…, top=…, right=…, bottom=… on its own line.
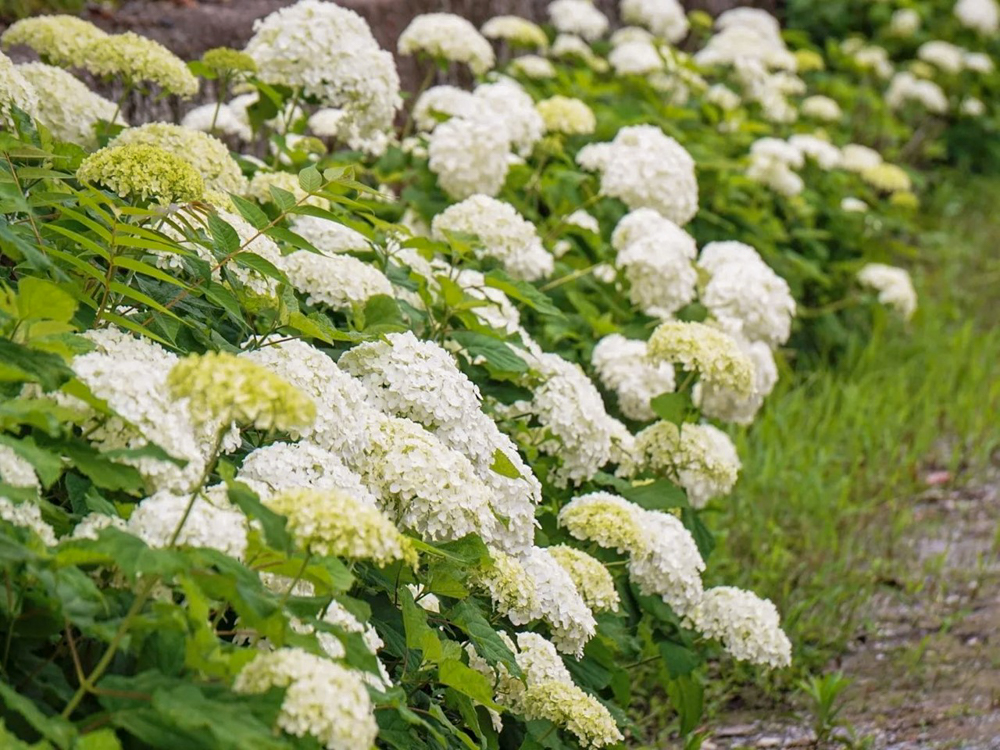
left=201, top=47, right=258, bottom=76
left=861, top=163, right=912, bottom=194
left=168, top=351, right=315, bottom=432
left=79, top=32, right=199, bottom=98
left=266, top=488, right=417, bottom=567
left=110, top=122, right=245, bottom=194
left=76, top=144, right=205, bottom=204
left=648, top=320, right=755, bottom=397
left=1, top=15, right=107, bottom=68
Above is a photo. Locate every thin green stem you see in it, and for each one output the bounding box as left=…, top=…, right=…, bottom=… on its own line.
left=539, top=262, right=599, bottom=293
left=279, top=554, right=311, bottom=608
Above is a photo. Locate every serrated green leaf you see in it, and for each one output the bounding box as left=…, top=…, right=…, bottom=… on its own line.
left=17, top=277, right=77, bottom=323
left=229, top=194, right=270, bottom=230
left=450, top=331, right=527, bottom=374
left=448, top=600, right=522, bottom=678
left=489, top=448, right=523, bottom=480
left=298, top=166, right=322, bottom=193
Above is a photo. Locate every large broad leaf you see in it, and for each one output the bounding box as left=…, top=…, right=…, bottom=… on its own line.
left=438, top=659, right=501, bottom=709
left=484, top=270, right=564, bottom=318
left=225, top=480, right=293, bottom=554
left=658, top=639, right=702, bottom=679
left=0, top=338, right=74, bottom=391
left=17, top=277, right=77, bottom=324
left=650, top=391, right=693, bottom=426
left=450, top=331, right=528, bottom=375
left=448, top=600, right=522, bottom=678
left=400, top=586, right=443, bottom=664
left=619, top=480, right=688, bottom=512
left=665, top=674, right=704, bottom=736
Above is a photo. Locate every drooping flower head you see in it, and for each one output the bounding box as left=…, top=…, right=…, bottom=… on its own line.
left=167, top=351, right=316, bottom=432
left=648, top=321, right=756, bottom=396
left=266, top=488, right=417, bottom=567
left=76, top=144, right=205, bottom=204
left=233, top=648, right=378, bottom=750
left=857, top=263, right=917, bottom=320
left=399, top=13, right=495, bottom=74
left=548, top=545, right=620, bottom=612
left=686, top=586, right=792, bottom=669
left=0, top=51, right=39, bottom=129
left=78, top=32, right=199, bottom=97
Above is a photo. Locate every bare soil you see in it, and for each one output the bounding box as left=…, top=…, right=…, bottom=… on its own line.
left=710, top=467, right=1000, bottom=749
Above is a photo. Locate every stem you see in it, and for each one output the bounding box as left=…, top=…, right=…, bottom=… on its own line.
left=401, top=65, right=437, bottom=140
left=279, top=554, right=311, bottom=608
left=542, top=193, right=603, bottom=243
left=3, top=152, right=43, bottom=247
left=539, top=263, right=600, bottom=292
left=92, top=220, right=120, bottom=327
left=60, top=429, right=225, bottom=719
left=210, top=76, right=229, bottom=133
left=102, top=83, right=131, bottom=142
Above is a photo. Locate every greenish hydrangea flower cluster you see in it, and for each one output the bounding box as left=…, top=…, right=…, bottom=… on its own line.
left=76, top=143, right=206, bottom=204
left=79, top=31, right=199, bottom=97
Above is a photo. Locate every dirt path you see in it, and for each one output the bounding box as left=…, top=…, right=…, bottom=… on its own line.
left=710, top=467, right=1000, bottom=749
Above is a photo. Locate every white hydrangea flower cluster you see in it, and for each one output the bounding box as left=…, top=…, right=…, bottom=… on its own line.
left=857, top=263, right=918, bottom=320
left=510, top=54, right=557, bottom=79
left=698, top=240, right=797, bottom=347
left=624, top=421, right=742, bottom=508
left=266, top=488, right=416, bottom=566
left=356, top=413, right=503, bottom=546
left=889, top=8, right=921, bottom=37
left=648, top=320, right=756, bottom=397
left=548, top=0, right=610, bottom=42
left=398, top=13, right=495, bottom=74
left=800, top=95, right=842, bottom=122
left=481, top=16, right=549, bottom=49
left=576, top=125, right=699, bottom=225
left=238, top=441, right=377, bottom=506
left=705, top=83, right=742, bottom=111
left=550, top=34, right=609, bottom=71
left=609, top=40, right=664, bottom=76
left=788, top=134, right=843, bottom=170
left=432, top=195, right=553, bottom=280
left=564, top=209, right=600, bottom=234
left=340, top=332, right=542, bottom=553
left=70, top=512, right=128, bottom=542
left=245, top=0, right=401, bottom=154
left=0, top=446, right=39, bottom=490
left=281, top=251, right=394, bottom=309
left=686, top=586, right=793, bottom=668
left=234, top=648, right=378, bottom=750
left=536, top=95, right=597, bottom=135
left=290, top=215, right=370, bottom=255
left=746, top=136, right=805, bottom=197
left=548, top=545, right=620, bottom=612
left=621, top=0, right=689, bottom=43
left=67, top=329, right=235, bottom=494
left=695, top=336, right=778, bottom=425
left=954, top=0, right=1000, bottom=35
left=841, top=196, right=869, bottom=213
left=473, top=79, right=547, bottom=157
left=841, top=143, right=884, bottom=173
left=127, top=486, right=250, bottom=559
left=111, top=123, right=245, bottom=194
left=592, top=334, right=675, bottom=422
left=412, top=85, right=478, bottom=132
left=616, top=230, right=698, bottom=318
left=0, top=51, right=40, bottom=129
left=522, top=351, right=619, bottom=486
left=917, top=40, right=967, bottom=74
left=559, top=492, right=705, bottom=615
left=428, top=117, right=511, bottom=199
left=0, top=497, right=56, bottom=546
left=886, top=72, right=949, bottom=114
left=731, top=59, right=800, bottom=123
left=17, top=63, right=124, bottom=148
left=842, top=39, right=894, bottom=78
left=242, top=338, right=376, bottom=462
left=695, top=12, right=797, bottom=71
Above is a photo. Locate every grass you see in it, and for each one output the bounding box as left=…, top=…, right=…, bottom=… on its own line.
left=710, top=172, right=1000, bottom=677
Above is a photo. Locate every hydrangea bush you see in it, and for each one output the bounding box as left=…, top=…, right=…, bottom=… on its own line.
left=0, top=0, right=985, bottom=745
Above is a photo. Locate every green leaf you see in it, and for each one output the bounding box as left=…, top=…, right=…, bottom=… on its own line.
left=0, top=434, right=63, bottom=487
left=400, top=586, right=443, bottom=664
left=450, top=331, right=528, bottom=374
left=681, top=507, right=715, bottom=559
left=665, top=674, right=704, bottom=736
left=298, top=166, right=322, bottom=193
left=268, top=186, right=296, bottom=211
left=226, top=480, right=293, bottom=554
left=439, top=659, right=501, bottom=709
left=619, top=480, right=688, bottom=512
left=0, top=682, right=77, bottom=749
left=448, top=600, right=522, bottom=678
left=74, top=728, right=123, bottom=750
left=484, top=270, right=564, bottom=318
left=17, top=277, right=77, bottom=323
left=650, top=392, right=692, bottom=425
left=56, top=440, right=145, bottom=493
left=0, top=338, right=74, bottom=391
left=208, top=213, right=240, bottom=256
left=229, top=194, right=270, bottom=230
left=359, top=295, right=406, bottom=333
left=658, top=639, right=702, bottom=679
left=489, top=448, right=523, bottom=480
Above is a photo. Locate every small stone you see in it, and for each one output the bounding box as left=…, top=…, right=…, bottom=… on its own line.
left=756, top=738, right=781, bottom=748
left=714, top=724, right=756, bottom=737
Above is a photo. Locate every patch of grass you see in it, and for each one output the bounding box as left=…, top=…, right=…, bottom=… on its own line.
left=710, top=173, right=1000, bottom=674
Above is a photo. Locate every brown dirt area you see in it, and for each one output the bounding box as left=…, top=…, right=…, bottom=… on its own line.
left=710, top=468, right=1000, bottom=749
